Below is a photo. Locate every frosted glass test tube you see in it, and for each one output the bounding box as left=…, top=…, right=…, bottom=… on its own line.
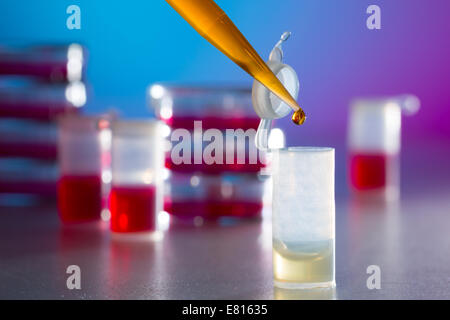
left=272, top=147, right=335, bottom=289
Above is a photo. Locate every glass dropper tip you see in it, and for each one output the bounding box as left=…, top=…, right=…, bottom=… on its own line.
left=280, top=31, right=291, bottom=41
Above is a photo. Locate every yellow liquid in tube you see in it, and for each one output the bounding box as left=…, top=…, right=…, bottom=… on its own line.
left=273, top=239, right=334, bottom=286
left=165, top=0, right=305, bottom=123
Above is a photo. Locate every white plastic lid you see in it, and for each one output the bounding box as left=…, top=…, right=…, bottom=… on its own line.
left=348, top=95, right=420, bottom=154
left=252, top=32, right=299, bottom=119
left=252, top=32, right=299, bottom=151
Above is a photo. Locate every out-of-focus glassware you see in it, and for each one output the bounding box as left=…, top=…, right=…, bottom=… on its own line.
left=148, top=84, right=268, bottom=224
left=0, top=78, right=85, bottom=121
left=0, top=158, right=58, bottom=196
left=57, top=114, right=111, bottom=223
left=0, top=44, right=89, bottom=206
left=109, top=120, right=164, bottom=233
left=0, top=44, right=86, bottom=82
left=164, top=172, right=265, bottom=222
left=149, top=84, right=258, bottom=130
left=0, top=119, right=57, bottom=160
left=348, top=95, right=420, bottom=201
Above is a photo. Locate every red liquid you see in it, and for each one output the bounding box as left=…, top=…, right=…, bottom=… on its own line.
left=0, top=142, right=57, bottom=160
left=0, top=101, right=78, bottom=120
left=164, top=199, right=262, bottom=220
left=165, top=155, right=264, bottom=174
left=0, top=61, right=68, bottom=82
left=109, top=185, right=156, bottom=233
left=0, top=180, right=56, bottom=196
left=350, top=153, right=389, bottom=190
left=164, top=115, right=264, bottom=173
left=58, top=175, right=102, bottom=223
left=165, top=115, right=260, bottom=131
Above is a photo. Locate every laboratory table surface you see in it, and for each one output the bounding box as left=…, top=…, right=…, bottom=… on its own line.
left=1, top=143, right=450, bottom=300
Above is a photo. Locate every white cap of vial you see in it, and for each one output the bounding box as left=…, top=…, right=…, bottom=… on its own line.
left=252, top=32, right=299, bottom=151
left=348, top=95, right=420, bottom=155
left=252, top=32, right=299, bottom=120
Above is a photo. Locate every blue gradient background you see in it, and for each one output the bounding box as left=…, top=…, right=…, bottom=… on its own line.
left=1, top=0, right=449, bottom=178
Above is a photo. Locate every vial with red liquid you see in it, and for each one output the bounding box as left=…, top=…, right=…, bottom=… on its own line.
left=58, top=115, right=111, bottom=223
left=348, top=95, right=420, bottom=200
left=110, top=120, right=164, bottom=233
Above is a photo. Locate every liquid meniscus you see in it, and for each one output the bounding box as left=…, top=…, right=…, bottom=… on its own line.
left=273, top=238, right=334, bottom=287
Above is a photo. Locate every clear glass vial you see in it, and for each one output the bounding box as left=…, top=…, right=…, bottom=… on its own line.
left=272, top=147, right=335, bottom=289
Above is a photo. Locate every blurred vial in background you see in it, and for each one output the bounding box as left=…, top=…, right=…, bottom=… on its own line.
left=0, top=158, right=58, bottom=201
left=164, top=172, right=265, bottom=222
left=148, top=84, right=264, bottom=172
left=0, top=119, right=58, bottom=160
left=109, top=120, right=164, bottom=233
left=0, top=78, right=84, bottom=121
left=348, top=95, right=420, bottom=201
left=148, top=84, right=270, bottom=225
left=57, top=114, right=111, bottom=223
left=0, top=45, right=87, bottom=206
left=0, top=44, right=86, bottom=83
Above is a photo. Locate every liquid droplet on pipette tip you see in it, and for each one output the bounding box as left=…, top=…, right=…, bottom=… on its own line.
left=292, top=109, right=306, bottom=125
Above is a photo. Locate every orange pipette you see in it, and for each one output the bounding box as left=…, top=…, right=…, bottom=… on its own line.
left=165, top=0, right=305, bottom=123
